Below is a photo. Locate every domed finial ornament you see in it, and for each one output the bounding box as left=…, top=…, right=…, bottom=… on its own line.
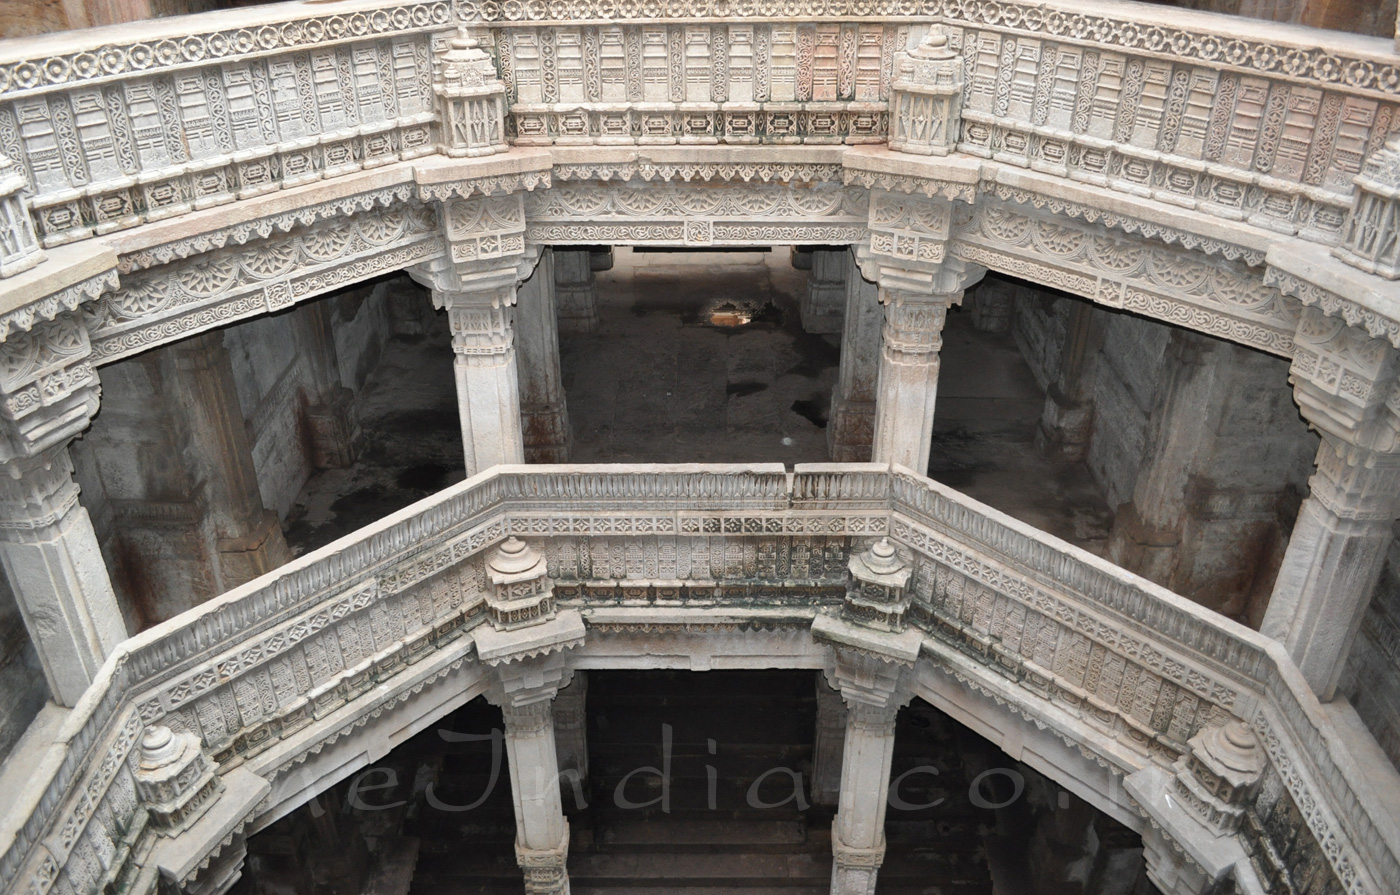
left=844, top=538, right=914, bottom=632
left=134, top=726, right=221, bottom=833
left=485, top=537, right=556, bottom=630
left=1335, top=136, right=1400, bottom=280
left=0, top=152, right=46, bottom=278
left=1170, top=719, right=1265, bottom=835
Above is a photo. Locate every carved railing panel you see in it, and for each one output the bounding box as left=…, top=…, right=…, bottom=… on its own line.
left=0, top=0, right=450, bottom=248
left=0, top=465, right=1395, bottom=895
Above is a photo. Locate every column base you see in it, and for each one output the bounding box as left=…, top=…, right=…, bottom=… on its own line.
left=830, top=824, right=885, bottom=895
left=523, top=404, right=572, bottom=464
left=306, top=387, right=362, bottom=470
left=217, top=510, right=291, bottom=589
left=516, top=825, right=571, bottom=895
left=828, top=400, right=875, bottom=462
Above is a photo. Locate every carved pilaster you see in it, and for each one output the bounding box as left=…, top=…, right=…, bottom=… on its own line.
left=888, top=27, right=964, bottom=158
left=434, top=29, right=509, bottom=158
left=828, top=259, right=881, bottom=462
left=0, top=153, right=45, bottom=278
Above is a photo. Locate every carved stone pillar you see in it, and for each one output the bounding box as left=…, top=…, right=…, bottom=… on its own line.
left=0, top=445, right=126, bottom=705
left=1262, top=437, right=1400, bottom=698
left=294, top=299, right=361, bottom=470
left=811, top=674, right=847, bottom=807
left=475, top=537, right=586, bottom=895
left=553, top=670, right=588, bottom=798
left=1262, top=304, right=1400, bottom=699
left=516, top=249, right=571, bottom=464
left=822, top=651, right=912, bottom=895
left=170, top=331, right=291, bottom=591
left=429, top=274, right=526, bottom=477
left=553, top=249, right=600, bottom=335
left=1035, top=297, right=1105, bottom=461
left=0, top=295, right=125, bottom=707
left=828, top=256, right=881, bottom=462
left=801, top=247, right=848, bottom=335
left=871, top=263, right=979, bottom=473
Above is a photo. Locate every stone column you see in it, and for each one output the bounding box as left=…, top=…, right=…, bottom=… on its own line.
left=828, top=257, right=882, bottom=462
left=499, top=695, right=572, bottom=895
left=554, top=249, right=600, bottom=335
left=294, top=299, right=361, bottom=470
left=553, top=670, right=588, bottom=797
left=801, top=247, right=848, bottom=334
left=1035, top=297, right=1105, bottom=461
left=1261, top=437, right=1400, bottom=699
left=811, top=674, right=847, bottom=806
left=0, top=298, right=125, bottom=707
left=0, top=445, right=126, bottom=706
left=431, top=275, right=526, bottom=477
left=823, top=651, right=912, bottom=895
left=170, top=331, right=291, bottom=590
left=870, top=263, right=978, bottom=474
left=516, top=249, right=572, bottom=463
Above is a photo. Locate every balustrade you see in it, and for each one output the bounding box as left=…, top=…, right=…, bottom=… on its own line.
left=0, top=464, right=1392, bottom=895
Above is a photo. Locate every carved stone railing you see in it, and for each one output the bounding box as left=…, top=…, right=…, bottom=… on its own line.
left=0, top=465, right=1396, bottom=895
left=0, top=0, right=1395, bottom=252
left=0, top=0, right=448, bottom=248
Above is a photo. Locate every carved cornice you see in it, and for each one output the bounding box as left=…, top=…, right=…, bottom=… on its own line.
left=553, top=161, right=845, bottom=184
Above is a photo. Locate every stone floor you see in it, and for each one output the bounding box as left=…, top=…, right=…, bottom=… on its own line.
left=282, top=250, right=1113, bottom=556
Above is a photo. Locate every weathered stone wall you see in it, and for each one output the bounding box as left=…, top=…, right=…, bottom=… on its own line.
left=0, top=0, right=68, bottom=38
left=225, top=314, right=314, bottom=524
left=1087, top=314, right=1170, bottom=511
left=1010, top=281, right=1072, bottom=394
left=1147, top=0, right=1397, bottom=37
left=0, top=578, right=47, bottom=766
left=1342, top=536, right=1400, bottom=770
left=335, top=281, right=396, bottom=393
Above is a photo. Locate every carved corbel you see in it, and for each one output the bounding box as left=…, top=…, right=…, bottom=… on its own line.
left=1289, top=304, right=1400, bottom=454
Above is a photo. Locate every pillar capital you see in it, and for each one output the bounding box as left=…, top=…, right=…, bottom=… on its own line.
left=1307, top=433, right=1400, bottom=523
left=0, top=310, right=101, bottom=465
left=821, top=644, right=914, bottom=716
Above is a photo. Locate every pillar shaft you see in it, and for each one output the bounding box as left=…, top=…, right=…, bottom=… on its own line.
left=1262, top=437, right=1400, bottom=699
left=828, top=261, right=882, bottom=463
left=830, top=702, right=899, bottom=895
left=553, top=670, right=588, bottom=788
left=802, top=247, right=849, bottom=335
left=1035, top=297, right=1105, bottom=461
left=0, top=446, right=126, bottom=706
left=516, top=249, right=572, bottom=464
left=812, top=674, right=847, bottom=806
left=170, top=332, right=290, bottom=591
left=293, top=299, right=361, bottom=470
left=871, top=290, right=957, bottom=473
left=443, top=285, right=526, bottom=476
left=501, top=698, right=572, bottom=895
left=553, top=249, right=599, bottom=335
